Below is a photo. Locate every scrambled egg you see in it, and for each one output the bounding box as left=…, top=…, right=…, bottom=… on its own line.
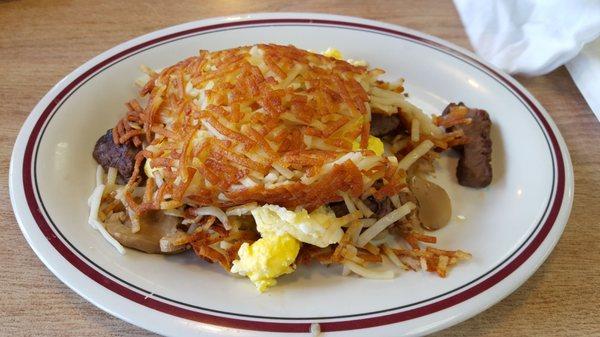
left=231, top=233, right=300, bottom=292
left=323, top=47, right=343, bottom=60
left=353, top=135, right=385, bottom=156
left=231, top=204, right=345, bottom=292
left=252, top=205, right=345, bottom=248
left=322, top=47, right=368, bottom=67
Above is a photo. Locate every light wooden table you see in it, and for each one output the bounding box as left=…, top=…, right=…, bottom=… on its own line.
left=1, top=1, right=599, bottom=336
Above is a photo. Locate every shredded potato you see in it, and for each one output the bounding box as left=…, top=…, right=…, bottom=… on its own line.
left=357, top=202, right=416, bottom=247
left=411, top=119, right=420, bottom=143
left=340, top=191, right=358, bottom=214
left=344, top=260, right=394, bottom=279
left=397, top=140, right=434, bottom=171
left=112, top=44, right=414, bottom=213
left=88, top=166, right=126, bottom=254
left=91, top=44, right=474, bottom=290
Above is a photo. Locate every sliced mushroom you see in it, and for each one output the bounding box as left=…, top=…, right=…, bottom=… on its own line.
left=408, top=176, right=452, bottom=231
left=104, top=211, right=188, bottom=254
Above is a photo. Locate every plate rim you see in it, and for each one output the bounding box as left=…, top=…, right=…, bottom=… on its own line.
left=9, top=12, right=574, bottom=337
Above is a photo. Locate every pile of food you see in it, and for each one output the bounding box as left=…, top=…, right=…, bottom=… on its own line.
left=88, top=44, right=492, bottom=292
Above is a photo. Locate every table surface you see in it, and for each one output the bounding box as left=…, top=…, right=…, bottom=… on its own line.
left=1, top=1, right=599, bottom=336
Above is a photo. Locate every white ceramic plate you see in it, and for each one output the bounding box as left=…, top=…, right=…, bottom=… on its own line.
left=10, top=13, right=573, bottom=337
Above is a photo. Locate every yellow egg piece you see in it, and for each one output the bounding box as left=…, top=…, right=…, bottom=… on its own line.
left=322, top=47, right=343, bottom=60
left=144, top=159, right=154, bottom=178
left=352, top=135, right=385, bottom=156
left=231, top=233, right=300, bottom=292
left=251, top=204, right=344, bottom=248
left=144, top=158, right=167, bottom=181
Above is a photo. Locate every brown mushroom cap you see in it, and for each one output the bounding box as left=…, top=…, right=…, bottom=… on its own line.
left=408, top=176, right=452, bottom=231
left=104, top=210, right=188, bottom=254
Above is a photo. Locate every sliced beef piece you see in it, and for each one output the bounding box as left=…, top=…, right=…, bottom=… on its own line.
left=370, top=197, right=395, bottom=219
left=93, top=129, right=140, bottom=184
left=443, top=103, right=492, bottom=188
left=370, top=113, right=402, bottom=137
left=398, top=189, right=418, bottom=206
left=369, top=193, right=422, bottom=230
left=329, top=193, right=421, bottom=230
left=328, top=196, right=394, bottom=219
left=329, top=201, right=349, bottom=217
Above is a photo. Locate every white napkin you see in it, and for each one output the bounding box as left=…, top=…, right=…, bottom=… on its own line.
left=454, top=0, right=600, bottom=120
left=453, top=0, right=600, bottom=76
left=566, top=39, right=600, bottom=120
